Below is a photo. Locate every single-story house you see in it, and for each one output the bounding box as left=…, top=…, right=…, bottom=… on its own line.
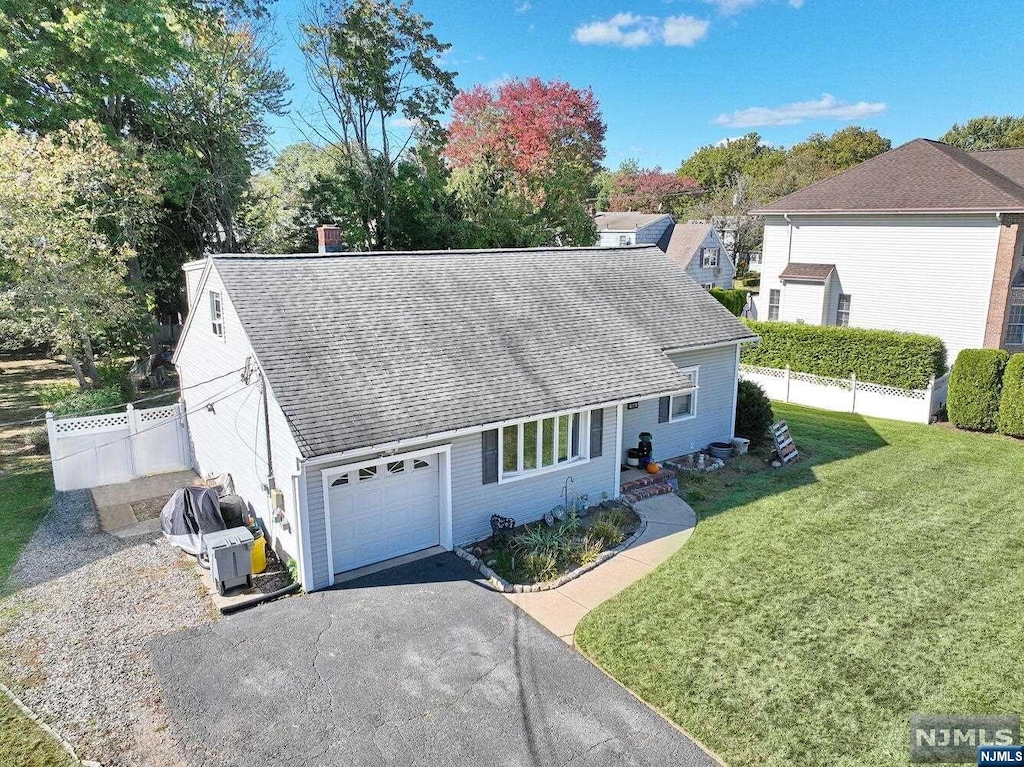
left=595, top=212, right=735, bottom=289
left=751, top=138, right=1024, bottom=360
left=174, top=244, right=754, bottom=591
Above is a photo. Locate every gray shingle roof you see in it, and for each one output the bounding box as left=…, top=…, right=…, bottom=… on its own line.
left=594, top=212, right=673, bottom=232
left=656, top=222, right=714, bottom=266
left=212, top=246, right=755, bottom=458
left=752, top=139, right=1024, bottom=214
left=779, top=262, right=836, bottom=282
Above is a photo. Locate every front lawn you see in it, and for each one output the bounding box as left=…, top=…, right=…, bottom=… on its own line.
left=576, top=404, right=1024, bottom=767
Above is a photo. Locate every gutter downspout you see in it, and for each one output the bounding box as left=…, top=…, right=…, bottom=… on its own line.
left=260, top=369, right=275, bottom=492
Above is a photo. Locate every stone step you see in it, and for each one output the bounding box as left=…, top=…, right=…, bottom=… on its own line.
left=621, top=481, right=676, bottom=505
left=620, top=470, right=676, bottom=495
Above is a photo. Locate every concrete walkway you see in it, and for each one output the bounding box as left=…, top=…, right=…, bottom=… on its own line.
left=505, top=492, right=697, bottom=643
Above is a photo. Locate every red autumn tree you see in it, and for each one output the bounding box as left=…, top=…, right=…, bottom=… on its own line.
left=445, top=77, right=606, bottom=182
left=609, top=168, right=701, bottom=213
left=443, top=77, right=606, bottom=247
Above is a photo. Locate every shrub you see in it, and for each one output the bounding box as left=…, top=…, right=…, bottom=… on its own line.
left=742, top=321, right=946, bottom=390
left=97, top=359, right=134, bottom=401
left=710, top=287, right=748, bottom=317
left=947, top=349, right=1009, bottom=432
left=588, top=517, right=624, bottom=546
left=22, top=426, right=49, bottom=453
left=735, top=379, right=774, bottom=443
left=48, top=385, right=125, bottom=417
left=570, top=535, right=604, bottom=566
left=997, top=353, right=1024, bottom=437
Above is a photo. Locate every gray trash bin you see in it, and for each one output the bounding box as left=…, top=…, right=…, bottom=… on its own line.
left=205, top=526, right=254, bottom=595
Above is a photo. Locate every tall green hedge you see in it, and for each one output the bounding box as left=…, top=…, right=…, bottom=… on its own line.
left=997, top=353, right=1024, bottom=437
left=947, top=349, right=1009, bottom=432
left=741, top=321, right=947, bottom=390
left=709, top=287, right=748, bottom=317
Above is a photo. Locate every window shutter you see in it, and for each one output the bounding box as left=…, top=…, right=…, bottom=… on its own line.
left=481, top=429, right=499, bottom=485
left=658, top=396, right=671, bottom=423
left=589, top=408, right=603, bottom=458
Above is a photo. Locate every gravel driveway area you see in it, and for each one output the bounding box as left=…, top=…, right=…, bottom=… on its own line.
left=153, top=553, right=719, bottom=767
left=0, top=490, right=216, bottom=767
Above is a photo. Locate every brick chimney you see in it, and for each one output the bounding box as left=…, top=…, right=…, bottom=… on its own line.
left=316, top=224, right=341, bottom=253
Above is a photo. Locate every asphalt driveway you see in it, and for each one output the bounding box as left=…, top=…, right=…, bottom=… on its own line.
left=151, top=553, right=718, bottom=767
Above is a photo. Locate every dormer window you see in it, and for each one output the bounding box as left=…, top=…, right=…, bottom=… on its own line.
left=618, top=235, right=632, bottom=246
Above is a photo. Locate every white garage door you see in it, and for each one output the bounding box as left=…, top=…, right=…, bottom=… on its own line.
left=328, top=454, right=441, bottom=574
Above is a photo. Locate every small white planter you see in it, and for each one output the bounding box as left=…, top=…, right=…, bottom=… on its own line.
left=731, top=437, right=750, bottom=455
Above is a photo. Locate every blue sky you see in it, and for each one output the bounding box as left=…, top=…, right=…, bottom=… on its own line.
left=265, top=0, right=1024, bottom=170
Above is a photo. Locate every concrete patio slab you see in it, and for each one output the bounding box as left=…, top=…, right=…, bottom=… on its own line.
left=503, top=493, right=698, bottom=642
left=90, top=469, right=197, bottom=533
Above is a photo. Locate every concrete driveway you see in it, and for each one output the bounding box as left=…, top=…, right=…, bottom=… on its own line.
left=151, top=553, right=718, bottom=767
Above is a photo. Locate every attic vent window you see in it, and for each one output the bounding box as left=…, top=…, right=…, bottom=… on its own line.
left=209, top=291, right=223, bottom=338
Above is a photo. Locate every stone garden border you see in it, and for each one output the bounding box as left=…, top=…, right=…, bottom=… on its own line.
left=455, top=506, right=648, bottom=594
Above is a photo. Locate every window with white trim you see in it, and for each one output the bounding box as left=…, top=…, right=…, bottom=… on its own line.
left=209, top=291, right=223, bottom=337
left=768, top=288, right=781, bottom=321
left=499, top=410, right=586, bottom=481
left=701, top=247, right=719, bottom=268
left=701, top=282, right=716, bottom=290
left=618, top=234, right=632, bottom=246
left=1008, top=288, right=1024, bottom=345
left=837, top=293, right=852, bottom=327
left=670, top=366, right=699, bottom=421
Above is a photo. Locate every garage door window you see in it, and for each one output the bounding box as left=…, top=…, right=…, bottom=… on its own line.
left=331, top=473, right=349, bottom=486
left=413, top=458, right=430, bottom=469
left=358, top=466, right=377, bottom=481
left=386, top=460, right=405, bottom=475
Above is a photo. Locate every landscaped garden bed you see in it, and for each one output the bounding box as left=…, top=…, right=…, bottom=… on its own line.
left=459, top=503, right=642, bottom=592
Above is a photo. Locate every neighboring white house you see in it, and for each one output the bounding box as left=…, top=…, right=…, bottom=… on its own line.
left=751, top=139, right=1024, bottom=361
left=173, top=242, right=755, bottom=591
left=595, top=213, right=735, bottom=289
left=594, top=212, right=673, bottom=247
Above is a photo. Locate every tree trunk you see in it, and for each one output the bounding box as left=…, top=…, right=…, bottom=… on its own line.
left=65, top=350, right=89, bottom=391
left=79, top=332, right=102, bottom=387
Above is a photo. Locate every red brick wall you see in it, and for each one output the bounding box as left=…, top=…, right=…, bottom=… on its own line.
left=984, top=214, right=1024, bottom=349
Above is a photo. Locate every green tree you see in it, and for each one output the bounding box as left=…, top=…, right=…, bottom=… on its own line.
left=300, top=0, right=458, bottom=250
left=942, top=115, right=1024, bottom=150
left=0, top=123, right=158, bottom=388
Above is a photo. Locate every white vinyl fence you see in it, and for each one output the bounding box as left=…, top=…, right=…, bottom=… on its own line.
left=47, top=403, right=192, bottom=491
left=740, top=365, right=950, bottom=425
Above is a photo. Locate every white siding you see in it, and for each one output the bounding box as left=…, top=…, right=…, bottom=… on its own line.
left=174, top=263, right=304, bottom=567
left=753, top=214, right=1001, bottom=360
left=599, top=232, right=634, bottom=247
left=685, top=229, right=736, bottom=289
left=621, top=345, right=738, bottom=461
left=182, top=260, right=206, bottom=311
left=780, top=281, right=828, bottom=324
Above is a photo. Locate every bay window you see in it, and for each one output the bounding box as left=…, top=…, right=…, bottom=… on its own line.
left=499, top=410, right=586, bottom=481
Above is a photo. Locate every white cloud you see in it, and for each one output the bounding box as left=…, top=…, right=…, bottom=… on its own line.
left=714, top=94, right=887, bottom=128
left=390, top=117, right=421, bottom=130
left=572, top=12, right=709, bottom=48
left=663, top=15, right=711, bottom=46
left=515, top=1, right=532, bottom=13
left=703, top=0, right=805, bottom=14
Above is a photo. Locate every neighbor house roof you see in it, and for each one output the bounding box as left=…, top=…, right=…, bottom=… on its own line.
left=656, top=222, right=716, bottom=266
left=210, top=246, right=755, bottom=458
left=779, top=263, right=836, bottom=282
left=752, top=139, right=1024, bottom=215
left=594, top=212, right=672, bottom=232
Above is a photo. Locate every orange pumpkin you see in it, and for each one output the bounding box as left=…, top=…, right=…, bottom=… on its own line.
left=646, top=462, right=660, bottom=474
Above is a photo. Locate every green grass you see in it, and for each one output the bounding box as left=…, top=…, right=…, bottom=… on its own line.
left=0, top=695, right=76, bottom=767
left=576, top=404, right=1024, bottom=767
left=0, top=470, right=54, bottom=591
